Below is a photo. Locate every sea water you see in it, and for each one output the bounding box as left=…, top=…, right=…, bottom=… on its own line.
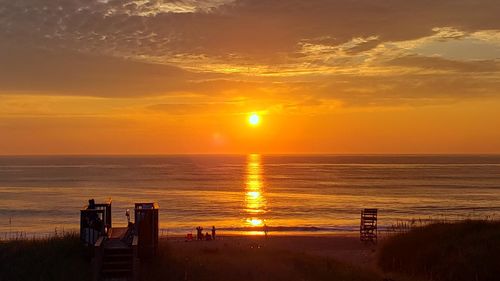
left=0, top=155, right=499, bottom=236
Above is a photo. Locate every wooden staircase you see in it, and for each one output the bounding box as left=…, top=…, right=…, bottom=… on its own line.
left=101, top=246, right=133, bottom=280
left=93, top=230, right=139, bottom=281
left=82, top=200, right=159, bottom=281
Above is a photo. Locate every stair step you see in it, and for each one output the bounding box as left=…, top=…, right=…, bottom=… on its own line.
left=105, top=249, right=132, bottom=254
left=103, top=261, right=132, bottom=268
left=100, top=242, right=134, bottom=279
left=101, top=268, right=132, bottom=277
left=104, top=260, right=132, bottom=265
left=104, top=253, right=132, bottom=257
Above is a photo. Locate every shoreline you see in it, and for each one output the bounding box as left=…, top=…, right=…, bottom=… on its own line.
left=1, top=229, right=396, bottom=241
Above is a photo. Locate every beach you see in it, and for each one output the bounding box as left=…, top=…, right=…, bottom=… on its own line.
left=2, top=219, right=500, bottom=281
left=166, top=234, right=378, bottom=268
left=140, top=233, right=383, bottom=281
left=1, top=155, right=500, bottom=280
left=2, top=0, right=499, bottom=279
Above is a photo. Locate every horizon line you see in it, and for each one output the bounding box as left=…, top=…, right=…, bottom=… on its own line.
left=1, top=153, right=500, bottom=157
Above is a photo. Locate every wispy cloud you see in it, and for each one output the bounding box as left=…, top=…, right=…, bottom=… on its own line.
left=0, top=0, right=499, bottom=106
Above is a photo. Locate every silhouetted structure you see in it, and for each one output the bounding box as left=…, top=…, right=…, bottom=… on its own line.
left=80, top=199, right=159, bottom=281
left=80, top=199, right=111, bottom=246
left=360, top=208, right=378, bottom=242
left=134, top=202, right=159, bottom=257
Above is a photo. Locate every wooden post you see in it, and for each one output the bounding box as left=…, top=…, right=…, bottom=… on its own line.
left=132, top=235, right=140, bottom=281
left=134, top=202, right=159, bottom=258
left=92, top=236, right=105, bottom=281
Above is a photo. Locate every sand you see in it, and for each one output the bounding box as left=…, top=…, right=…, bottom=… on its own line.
left=164, top=234, right=379, bottom=270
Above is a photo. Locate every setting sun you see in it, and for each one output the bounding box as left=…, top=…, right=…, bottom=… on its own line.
left=248, top=113, right=260, bottom=126
left=247, top=218, right=263, bottom=227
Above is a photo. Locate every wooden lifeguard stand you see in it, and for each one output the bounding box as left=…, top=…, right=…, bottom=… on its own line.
left=360, top=208, right=378, bottom=242
left=134, top=202, right=159, bottom=258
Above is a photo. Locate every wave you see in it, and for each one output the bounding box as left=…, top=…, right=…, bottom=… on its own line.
left=190, top=225, right=358, bottom=233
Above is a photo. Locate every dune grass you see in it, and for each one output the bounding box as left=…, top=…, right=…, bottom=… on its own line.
left=0, top=233, right=90, bottom=281
left=5, top=222, right=500, bottom=281
left=378, top=220, right=500, bottom=281
left=1, top=234, right=381, bottom=281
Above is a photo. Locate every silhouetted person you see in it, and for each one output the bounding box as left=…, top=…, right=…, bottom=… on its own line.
left=212, top=226, right=216, bottom=240
left=86, top=199, right=99, bottom=226
left=205, top=232, right=211, bottom=241
left=264, top=224, right=269, bottom=238
left=88, top=199, right=96, bottom=209
left=196, top=226, right=203, bottom=240
left=125, top=209, right=130, bottom=224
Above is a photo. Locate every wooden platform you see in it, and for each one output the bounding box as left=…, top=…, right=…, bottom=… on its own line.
left=109, top=227, right=128, bottom=240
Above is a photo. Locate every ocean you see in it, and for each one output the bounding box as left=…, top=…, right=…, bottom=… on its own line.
left=1, top=155, right=499, bottom=237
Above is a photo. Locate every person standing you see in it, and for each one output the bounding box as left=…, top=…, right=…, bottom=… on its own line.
left=196, top=226, right=203, bottom=240
left=196, top=226, right=199, bottom=240
left=211, top=226, right=216, bottom=240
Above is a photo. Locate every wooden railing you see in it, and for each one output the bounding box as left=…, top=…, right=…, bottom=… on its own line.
left=92, top=236, right=105, bottom=281
left=135, top=202, right=159, bottom=258
left=80, top=200, right=112, bottom=246
left=94, top=203, right=112, bottom=232
left=132, top=235, right=139, bottom=281
left=80, top=209, right=105, bottom=246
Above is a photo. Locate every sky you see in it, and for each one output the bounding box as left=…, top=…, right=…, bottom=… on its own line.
left=0, top=0, right=499, bottom=154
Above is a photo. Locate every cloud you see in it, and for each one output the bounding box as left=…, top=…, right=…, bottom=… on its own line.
left=2, top=0, right=500, bottom=59
left=0, top=0, right=499, bottom=106
left=386, top=55, right=500, bottom=73
left=0, top=46, right=218, bottom=97
left=147, top=102, right=240, bottom=115
left=313, top=73, right=500, bottom=106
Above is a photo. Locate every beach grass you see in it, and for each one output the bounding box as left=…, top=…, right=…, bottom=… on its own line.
left=6, top=223, right=499, bottom=281
left=0, top=234, right=382, bottom=281
left=0, top=233, right=90, bottom=281
left=378, top=220, right=500, bottom=281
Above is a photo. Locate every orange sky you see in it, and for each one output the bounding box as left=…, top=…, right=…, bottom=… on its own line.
left=0, top=0, right=499, bottom=154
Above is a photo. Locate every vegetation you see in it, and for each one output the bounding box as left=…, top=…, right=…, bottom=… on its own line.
left=0, top=233, right=90, bottom=281
left=0, top=234, right=381, bottom=281
left=378, top=220, right=500, bottom=281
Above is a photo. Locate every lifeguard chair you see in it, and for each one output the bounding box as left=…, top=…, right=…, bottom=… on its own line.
left=80, top=199, right=112, bottom=246
left=134, top=202, right=159, bottom=258
left=360, top=208, right=378, bottom=242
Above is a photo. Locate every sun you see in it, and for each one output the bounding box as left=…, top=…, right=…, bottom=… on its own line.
left=248, top=113, right=260, bottom=126
left=247, top=218, right=263, bottom=226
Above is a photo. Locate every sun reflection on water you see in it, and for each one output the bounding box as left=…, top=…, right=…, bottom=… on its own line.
left=245, top=154, right=267, bottom=228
